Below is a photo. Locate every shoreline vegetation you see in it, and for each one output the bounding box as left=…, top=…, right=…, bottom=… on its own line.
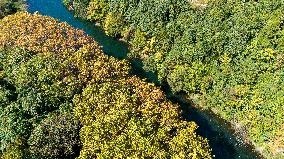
left=62, top=0, right=284, bottom=158
left=0, top=12, right=212, bottom=158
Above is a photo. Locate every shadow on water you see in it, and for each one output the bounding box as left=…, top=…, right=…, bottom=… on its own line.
left=26, top=0, right=128, bottom=59
left=130, top=59, right=262, bottom=159
left=26, top=0, right=262, bottom=158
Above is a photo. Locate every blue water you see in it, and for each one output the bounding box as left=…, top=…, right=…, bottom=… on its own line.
left=26, top=0, right=128, bottom=59
left=26, top=0, right=261, bottom=158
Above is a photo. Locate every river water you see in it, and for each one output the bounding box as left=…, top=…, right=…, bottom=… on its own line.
left=26, top=0, right=262, bottom=158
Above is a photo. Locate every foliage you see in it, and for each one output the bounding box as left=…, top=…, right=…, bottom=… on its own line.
left=65, top=0, right=284, bottom=157
left=104, top=12, right=126, bottom=37
left=86, top=0, right=109, bottom=22
left=0, top=0, right=26, bottom=18
left=73, top=0, right=91, bottom=17
left=0, top=12, right=128, bottom=158
left=63, top=0, right=91, bottom=17
left=74, top=77, right=211, bottom=158
left=0, top=137, right=26, bottom=159
left=28, top=112, right=81, bottom=159
left=0, top=12, right=211, bottom=158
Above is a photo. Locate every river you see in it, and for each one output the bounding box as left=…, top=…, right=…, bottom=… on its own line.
left=26, top=0, right=262, bottom=158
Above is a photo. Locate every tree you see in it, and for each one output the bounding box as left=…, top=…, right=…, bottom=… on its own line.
left=28, top=112, right=81, bottom=159
left=0, top=0, right=26, bottom=18
left=74, top=77, right=212, bottom=158
left=1, top=12, right=212, bottom=158
left=63, top=0, right=284, bottom=158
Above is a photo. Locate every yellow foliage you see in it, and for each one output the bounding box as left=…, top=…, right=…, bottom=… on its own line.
left=0, top=12, right=212, bottom=158
left=74, top=77, right=212, bottom=158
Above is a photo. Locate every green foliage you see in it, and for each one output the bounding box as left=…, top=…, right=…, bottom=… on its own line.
left=0, top=12, right=128, bottom=158
left=73, top=0, right=91, bottom=17
left=65, top=0, right=284, bottom=157
left=0, top=101, right=29, bottom=152
left=104, top=12, right=126, bottom=37
left=62, top=0, right=72, bottom=6
left=0, top=12, right=211, bottom=158
left=28, top=112, right=81, bottom=159
left=0, top=137, right=26, bottom=159
left=64, top=0, right=91, bottom=17
left=0, top=0, right=26, bottom=18
left=0, top=83, right=14, bottom=107
left=86, top=0, right=109, bottom=22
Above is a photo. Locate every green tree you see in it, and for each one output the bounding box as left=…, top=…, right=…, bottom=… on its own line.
left=63, top=0, right=284, bottom=158
left=0, top=0, right=26, bottom=18
left=28, top=112, right=81, bottom=159
left=1, top=12, right=212, bottom=158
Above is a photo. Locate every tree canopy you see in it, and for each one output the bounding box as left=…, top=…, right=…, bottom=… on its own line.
left=0, top=0, right=26, bottom=18
left=0, top=12, right=211, bottom=159
left=65, top=0, right=284, bottom=158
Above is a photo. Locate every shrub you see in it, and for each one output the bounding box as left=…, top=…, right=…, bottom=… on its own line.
left=73, top=0, right=90, bottom=17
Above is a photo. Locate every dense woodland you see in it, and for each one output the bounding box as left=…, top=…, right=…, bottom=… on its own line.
left=0, top=11, right=212, bottom=158
left=0, top=0, right=26, bottom=18
left=62, top=0, right=284, bottom=158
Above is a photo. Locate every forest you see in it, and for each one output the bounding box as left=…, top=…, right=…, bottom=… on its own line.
left=1, top=0, right=284, bottom=158
left=62, top=0, right=284, bottom=158
left=0, top=7, right=211, bottom=159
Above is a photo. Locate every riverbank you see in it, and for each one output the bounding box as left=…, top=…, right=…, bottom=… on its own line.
left=130, top=54, right=263, bottom=159
left=60, top=1, right=284, bottom=158
left=1, top=11, right=214, bottom=158
left=26, top=0, right=266, bottom=158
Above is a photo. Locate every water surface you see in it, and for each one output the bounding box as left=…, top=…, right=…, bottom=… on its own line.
left=26, top=1, right=261, bottom=158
